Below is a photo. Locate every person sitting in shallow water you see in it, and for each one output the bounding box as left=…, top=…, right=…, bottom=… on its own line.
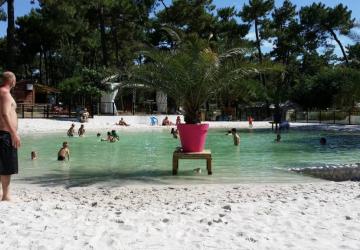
left=31, top=151, right=37, bottom=160
left=116, top=117, right=130, bottom=126
left=101, top=132, right=112, bottom=141
left=78, top=124, right=85, bottom=137
left=102, top=132, right=116, bottom=142
left=67, top=124, right=75, bottom=137
left=111, top=130, right=120, bottom=141
left=58, top=142, right=70, bottom=161
left=171, top=128, right=179, bottom=139
left=162, top=116, right=173, bottom=126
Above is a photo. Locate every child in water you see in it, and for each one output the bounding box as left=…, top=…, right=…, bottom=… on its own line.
left=31, top=151, right=37, bottom=160
left=248, top=116, right=253, bottom=128
left=230, top=128, right=240, bottom=146
left=275, top=134, right=281, bottom=142
left=78, top=124, right=85, bottom=137
left=102, top=132, right=116, bottom=142
left=58, top=142, right=70, bottom=161
left=111, top=130, right=120, bottom=141
left=67, top=124, right=75, bottom=137
left=171, top=128, right=179, bottom=139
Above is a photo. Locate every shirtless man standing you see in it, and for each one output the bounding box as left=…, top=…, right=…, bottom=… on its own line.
left=0, top=72, right=21, bottom=201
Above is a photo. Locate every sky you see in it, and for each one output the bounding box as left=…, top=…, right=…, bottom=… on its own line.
left=0, top=0, right=359, bottom=55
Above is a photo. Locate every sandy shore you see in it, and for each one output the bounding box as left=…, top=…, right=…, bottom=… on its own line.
left=17, top=115, right=333, bottom=135
left=1, top=182, right=359, bottom=250
left=1, top=117, right=359, bottom=249
left=18, top=115, right=360, bottom=136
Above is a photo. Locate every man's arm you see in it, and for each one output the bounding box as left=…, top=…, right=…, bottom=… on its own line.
left=66, top=150, right=70, bottom=160
left=0, top=94, right=20, bottom=148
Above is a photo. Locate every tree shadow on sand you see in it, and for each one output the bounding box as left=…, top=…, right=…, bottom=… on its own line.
left=16, top=168, right=213, bottom=188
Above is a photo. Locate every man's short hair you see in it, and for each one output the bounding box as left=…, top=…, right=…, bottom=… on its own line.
left=2, top=71, right=16, bottom=84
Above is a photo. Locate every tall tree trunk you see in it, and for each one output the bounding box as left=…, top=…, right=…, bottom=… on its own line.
left=254, top=19, right=266, bottom=87
left=99, top=6, right=108, bottom=66
left=159, top=0, right=169, bottom=18
left=329, top=29, right=349, bottom=65
left=6, top=0, right=16, bottom=71
left=254, top=19, right=263, bottom=63
left=111, top=17, right=120, bottom=67
left=44, top=50, right=48, bottom=84
left=39, top=50, right=43, bottom=83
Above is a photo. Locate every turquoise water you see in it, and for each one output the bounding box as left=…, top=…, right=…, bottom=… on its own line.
left=15, top=129, right=360, bottom=186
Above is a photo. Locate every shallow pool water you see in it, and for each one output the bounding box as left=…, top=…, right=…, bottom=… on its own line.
left=15, top=129, right=360, bottom=186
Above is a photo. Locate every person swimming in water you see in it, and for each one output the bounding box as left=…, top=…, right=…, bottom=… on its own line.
left=230, top=128, right=240, bottom=146
left=78, top=124, right=85, bottom=137
left=67, top=124, right=75, bottom=137
left=31, top=151, right=37, bottom=160
left=111, top=130, right=120, bottom=141
left=57, top=141, right=70, bottom=161
left=102, top=132, right=116, bottom=142
left=275, top=133, right=281, bottom=143
left=320, top=137, right=327, bottom=145
left=171, top=128, right=179, bottom=139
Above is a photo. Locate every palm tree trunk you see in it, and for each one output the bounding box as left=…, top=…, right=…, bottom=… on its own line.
left=329, top=28, right=349, bottom=65
left=6, top=0, right=16, bottom=71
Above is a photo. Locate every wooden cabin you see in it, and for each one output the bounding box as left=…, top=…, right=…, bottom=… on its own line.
left=12, top=80, right=60, bottom=105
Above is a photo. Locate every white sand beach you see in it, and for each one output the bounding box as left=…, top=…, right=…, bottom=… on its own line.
left=1, top=117, right=359, bottom=250
left=1, top=182, right=359, bottom=250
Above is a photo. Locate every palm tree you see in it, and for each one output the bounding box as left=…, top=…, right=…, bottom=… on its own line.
left=131, top=34, right=280, bottom=124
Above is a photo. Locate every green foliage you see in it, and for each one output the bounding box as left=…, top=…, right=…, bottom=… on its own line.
left=59, top=67, right=116, bottom=104
left=131, top=32, right=281, bottom=123
left=300, top=3, right=355, bottom=63
left=239, top=0, right=274, bottom=23
left=0, top=0, right=358, bottom=112
left=0, top=7, right=6, bottom=21
left=156, top=0, right=216, bottom=37
left=347, top=43, right=360, bottom=67
left=292, top=67, right=360, bottom=109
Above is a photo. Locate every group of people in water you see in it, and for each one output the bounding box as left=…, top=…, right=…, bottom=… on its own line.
left=30, top=121, right=124, bottom=162
left=30, top=115, right=328, bottom=163
left=99, top=130, right=120, bottom=142
left=67, top=123, right=85, bottom=137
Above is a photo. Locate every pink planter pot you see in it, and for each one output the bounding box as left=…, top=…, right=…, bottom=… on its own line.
left=177, top=123, right=209, bottom=152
